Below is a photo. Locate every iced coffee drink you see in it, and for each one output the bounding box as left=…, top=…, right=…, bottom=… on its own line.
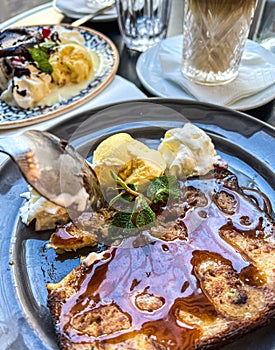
left=182, top=0, right=258, bottom=85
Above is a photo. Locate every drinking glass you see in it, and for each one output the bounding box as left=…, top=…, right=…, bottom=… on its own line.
left=116, top=0, right=171, bottom=52
left=182, top=0, right=259, bottom=85
left=256, top=6, right=275, bottom=54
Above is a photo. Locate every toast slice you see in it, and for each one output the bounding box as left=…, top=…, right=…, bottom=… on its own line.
left=47, top=169, right=275, bottom=349
left=48, top=208, right=116, bottom=253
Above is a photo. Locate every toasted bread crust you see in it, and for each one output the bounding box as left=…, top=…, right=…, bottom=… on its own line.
left=47, top=169, right=275, bottom=349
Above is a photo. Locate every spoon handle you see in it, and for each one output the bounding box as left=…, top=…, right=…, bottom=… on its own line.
left=0, top=134, right=28, bottom=160
left=72, top=3, right=115, bottom=27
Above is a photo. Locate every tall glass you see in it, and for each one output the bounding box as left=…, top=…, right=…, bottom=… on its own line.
left=116, top=0, right=171, bottom=52
left=182, top=0, right=258, bottom=85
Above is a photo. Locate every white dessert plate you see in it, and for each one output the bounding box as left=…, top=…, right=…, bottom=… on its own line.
left=136, top=36, right=275, bottom=111
left=0, top=24, right=119, bottom=129
left=53, top=0, right=117, bottom=22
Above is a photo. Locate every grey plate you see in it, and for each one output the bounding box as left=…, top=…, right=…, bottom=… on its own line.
left=0, top=98, right=274, bottom=349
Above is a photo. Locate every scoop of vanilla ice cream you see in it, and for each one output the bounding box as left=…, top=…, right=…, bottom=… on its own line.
left=19, top=186, right=69, bottom=231
left=92, top=133, right=166, bottom=188
left=1, top=64, right=52, bottom=109
left=93, top=133, right=133, bottom=162
left=158, top=123, right=219, bottom=178
left=49, top=43, right=93, bottom=86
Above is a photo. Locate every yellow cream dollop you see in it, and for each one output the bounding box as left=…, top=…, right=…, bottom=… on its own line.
left=49, top=43, right=93, bottom=86
left=92, top=133, right=166, bottom=188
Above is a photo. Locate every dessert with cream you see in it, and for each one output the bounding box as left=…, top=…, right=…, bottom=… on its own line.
left=19, top=124, right=220, bottom=231
left=0, top=26, right=98, bottom=109
left=17, top=123, right=275, bottom=350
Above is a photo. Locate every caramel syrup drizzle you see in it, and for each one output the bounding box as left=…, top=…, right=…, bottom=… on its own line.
left=57, top=172, right=272, bottom=349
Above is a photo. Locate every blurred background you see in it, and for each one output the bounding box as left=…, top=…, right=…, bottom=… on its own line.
left=0, top=0, right=47, bottom=22
left=1, top=0, right=274, bottom=45
left=0, top=0, right=274, bottom=122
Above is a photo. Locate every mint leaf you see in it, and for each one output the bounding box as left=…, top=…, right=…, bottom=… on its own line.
left=108, top=211, right=136, bottom=239
left=108, top=195, right=155, bottom=240
left=147, top=174, right=180, bottom=204
left=108, top=182, right=137, bottom=209
left=107, top=172, right=180, bottom=241
left=133, top=196, right=155, bottom=228
left=110, top=170, right=125, bottom=189
left=112, top=211, right=133, bottom=228
left=28, top=47, right=53, bottom=73
left=110, top=171, right=139, bottom=197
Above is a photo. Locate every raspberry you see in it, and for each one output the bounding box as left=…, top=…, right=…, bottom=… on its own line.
left=42, top=27, right=51, bottom=38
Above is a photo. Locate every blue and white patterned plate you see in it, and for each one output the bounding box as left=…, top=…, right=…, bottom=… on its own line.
left=0, top=24, right=119, bottom=129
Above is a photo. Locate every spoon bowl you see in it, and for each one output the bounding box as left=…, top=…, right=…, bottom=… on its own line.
left=0, top=130, right=104, bottom=212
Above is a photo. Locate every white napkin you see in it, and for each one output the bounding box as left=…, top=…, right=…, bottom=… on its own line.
left=158, top=36, right=275, bottom=106
left=55, top=0, right=116, bottom=16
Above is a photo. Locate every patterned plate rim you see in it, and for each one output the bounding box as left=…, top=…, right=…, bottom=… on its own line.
left=0, top=24, right=119, bottom=129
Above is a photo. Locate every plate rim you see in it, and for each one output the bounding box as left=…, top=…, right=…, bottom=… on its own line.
left=53, top=0, right=117, bottom=22
left=136, top=36, right=275, bottom=111
left=49, top=96, right=275, bottom=138
left=0, top=23, right=120, bottom=129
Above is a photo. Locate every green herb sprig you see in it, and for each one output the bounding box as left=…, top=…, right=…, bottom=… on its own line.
left=28, top=42, right=57, bottom=73
left=146, top=174, right=181, bottom=204
left=108, top=171, right=180, bottom=240
left=108, top=171, right=140, bottom=208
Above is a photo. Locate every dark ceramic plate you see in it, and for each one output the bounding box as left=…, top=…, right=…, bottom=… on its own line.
left=0, top=98, right=274, bottom=349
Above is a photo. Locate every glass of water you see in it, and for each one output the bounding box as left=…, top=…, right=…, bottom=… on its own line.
left=116, top=0, right=171, bottom=52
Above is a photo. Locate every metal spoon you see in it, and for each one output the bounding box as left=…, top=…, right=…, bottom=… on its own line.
left=71, top=1, right=115, bottom=27
left=0, top=130, right=104, bottom=212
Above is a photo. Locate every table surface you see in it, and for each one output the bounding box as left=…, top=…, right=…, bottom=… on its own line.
left=0, top=0, right=274, bottom=127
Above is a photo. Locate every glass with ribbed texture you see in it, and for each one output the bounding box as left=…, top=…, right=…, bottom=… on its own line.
left=182, top=0, right=258, bottom=85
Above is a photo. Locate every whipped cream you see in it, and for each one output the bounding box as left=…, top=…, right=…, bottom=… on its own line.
left=158, top=123, right=219, bottom=178
left=20, top=186, right=69, bottom=231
